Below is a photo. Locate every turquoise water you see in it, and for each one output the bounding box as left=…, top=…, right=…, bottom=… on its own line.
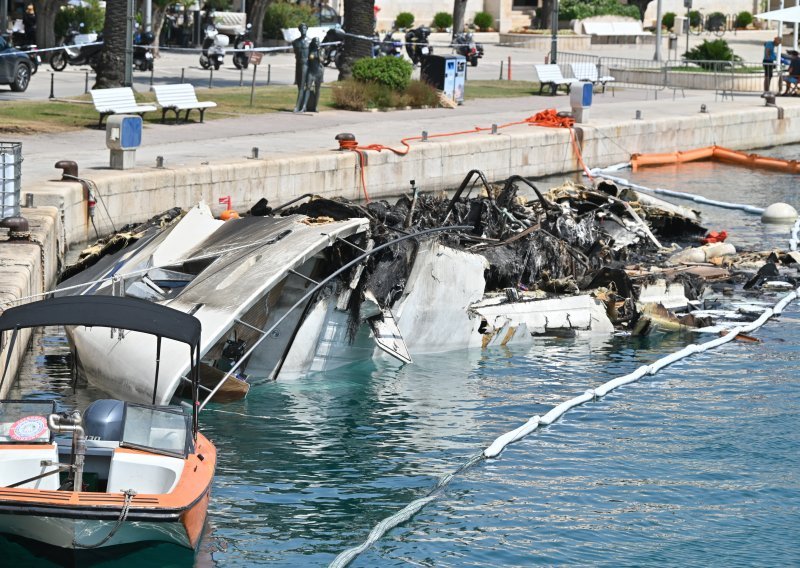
left=3, top=152, right=800, bottom=566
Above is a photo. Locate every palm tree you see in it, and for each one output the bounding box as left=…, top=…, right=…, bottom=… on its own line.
left=339, top=0, right=375, bottom=79
left=452, top=0, right=468, bottom=38
left=93, top=0, right=128, bottom=89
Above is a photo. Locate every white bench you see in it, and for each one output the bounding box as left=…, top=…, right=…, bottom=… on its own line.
left=89, top=87, right=157, bottom=127
left=153, top=83, right=217, bottom=123
left=533, top=64, right=579, bottom=95
left=569, top=62, right=616, bottom=93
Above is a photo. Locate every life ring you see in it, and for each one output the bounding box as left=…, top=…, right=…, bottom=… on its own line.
left=9, top=415, right=49, bottom=441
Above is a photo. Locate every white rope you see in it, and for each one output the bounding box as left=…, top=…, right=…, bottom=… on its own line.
left=330, top=286, right=799, bottom=567
left=589, top=170, right=766, bottom=215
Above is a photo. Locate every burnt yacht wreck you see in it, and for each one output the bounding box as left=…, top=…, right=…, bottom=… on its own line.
left=57, top=169, right=785, bottom=405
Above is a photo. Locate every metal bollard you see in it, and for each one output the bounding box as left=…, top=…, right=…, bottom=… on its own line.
left=84, top=71, right=89, bottom=94
left=208, top=67, right=214, bottom=89
left=267, top=64, right=271, bottom=85
left=180, top=68, right=185, bottom=84
left=149, top=65, right=154, bottom=90
left=49, top=72, right=54, bottom=99
left=507, top=56, right=512, bottom=81
left=499, top=60, right=504, bottom=80
left=239, top=68, right=244, bottom=87
left=251, top=147, right=259, bottom=159
left=156, top=156, right=164, bottom=168
left=250, top=65, right=257, bottom=107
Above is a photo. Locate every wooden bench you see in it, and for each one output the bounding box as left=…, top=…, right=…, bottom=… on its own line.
left=533, top=64, right=579, bottom=95
left=153, top=84, right=217, bottom=124
left=569, top=62, right=616, bottom=93
left=89, top=87, right=157, bottom=128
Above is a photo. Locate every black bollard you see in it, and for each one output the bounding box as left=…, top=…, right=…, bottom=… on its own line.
left=49, top=72, right=54, bottom=99
left=499, top=60, right=503, bottom=81
left=149, top=65, right=154, bottom=90
left=180, top=67, right=185, bottom=84
left=209, top=67, right=213, bottom=89
left=84, top=71, right=89, bottom=94
left=239, top=68, right=243, bottom=87
left=267, top=64, right=271, bottom=85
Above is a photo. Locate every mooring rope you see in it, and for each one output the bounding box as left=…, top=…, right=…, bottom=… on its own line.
left=588, top=170, right=766, bottom=215
left=330, top=287, right=799, bottom=567
left=73, top=488, right=137, bottom=549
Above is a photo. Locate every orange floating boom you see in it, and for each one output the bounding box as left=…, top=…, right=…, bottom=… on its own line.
left=630, top=145, right=800, bottom=174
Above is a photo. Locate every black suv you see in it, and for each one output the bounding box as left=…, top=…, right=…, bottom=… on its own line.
left=0, top=35, right=32, bottom=92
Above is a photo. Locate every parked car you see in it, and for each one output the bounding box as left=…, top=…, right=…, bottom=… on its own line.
left=0, top=35, right=32, bottom=92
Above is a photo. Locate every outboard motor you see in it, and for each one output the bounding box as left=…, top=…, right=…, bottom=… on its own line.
left=83, top=399, right=125, bottom=442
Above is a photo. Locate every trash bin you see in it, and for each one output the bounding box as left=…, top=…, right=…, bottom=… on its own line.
left=421, top=54, right=467, bottom=104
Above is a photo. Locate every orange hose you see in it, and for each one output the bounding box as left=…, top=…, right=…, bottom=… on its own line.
left=338, top=109, right=593, bottom=199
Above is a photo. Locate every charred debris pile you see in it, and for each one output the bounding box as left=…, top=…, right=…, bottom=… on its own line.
left=282, top=170, right=797, bottom=336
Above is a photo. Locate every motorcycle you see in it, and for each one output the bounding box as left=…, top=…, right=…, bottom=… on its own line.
left=232, top=23, right=253, bottom=70
left=321, top=27, right=344, bottom=68
left=404, top=26, right=432, bottom=65
left=50, top=23, right=103, bottom=71
left=199, top=24, right=228, bottom=70
left=452, top=31, right=483, bottom=67
left=133, top=30, right=155, bottom=72
left=373, top=29, right=403, bottom=58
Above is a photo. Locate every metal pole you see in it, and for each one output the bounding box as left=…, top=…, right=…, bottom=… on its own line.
left=777, top=0, right=785, bottom=81
left=84, top=71, right=89, bottom=94
left=654, top=0, right=663, bottom=62
left=507, top=56, right=511, bottom=80
left=149, top=65, right=154, bottom=90
left=49, top=72, right=54, bottom=99
left=209, top=67, right=213, bottom=88
left=685, top=4, right=690, bottom=60
left=145, top=0, right=152, bottom=32
left=250, top=65, right=257, bottom=106
left=795, top=0, right=799, bottom=51
left=124, top=0, right=135, bottom=87
left=499, top=59, right=503, bottom=80
left=180, top=67, right=185, bottom=83
left=550, top=0, right=559, bottom=64
left=239, top=68, right=243, bottom=87
left=267, top=63, right=271, bottom=85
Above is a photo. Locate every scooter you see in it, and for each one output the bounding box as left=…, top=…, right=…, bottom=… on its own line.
left=232, top=23, right=253, bottom=70
left=321, top=27, right=344, bottom=68
left=199, top=24, right=228, bottom=70
left=50, top=23, right=102, bottom=71
left=404, top=26, right=432, bottom=65
left=452, top=31, right=483, bottom=67
left=133, top=30, right=155, bottom=72
left=373, top=29, right=403, bottom=58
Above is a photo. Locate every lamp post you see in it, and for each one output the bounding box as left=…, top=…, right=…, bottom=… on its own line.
left=654, top=0, right=663, bottom=61
left=684, top=0, right=691, bottom=59
left=550, top=0, right=559, bottom=64
left=124, top=0, right=135, bottom=87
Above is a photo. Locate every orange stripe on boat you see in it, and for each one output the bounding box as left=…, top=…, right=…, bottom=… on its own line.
left=631, top=145, right=800, bottom=173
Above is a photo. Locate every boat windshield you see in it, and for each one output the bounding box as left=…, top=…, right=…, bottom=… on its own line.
left=0, top=400, right=56, bottom=444
left=121, top=403, right=191, bottom=458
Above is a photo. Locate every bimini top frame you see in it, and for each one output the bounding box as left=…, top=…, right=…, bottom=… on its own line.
left=0, top=295, right=202, bottom=437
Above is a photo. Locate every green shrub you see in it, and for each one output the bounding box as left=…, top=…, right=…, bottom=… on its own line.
left=684, top=39, right=741, bottom=69
left=559, top=0, right=640, bottom=21
left=352, top=56, right=413, bottom=91
left=262, top=1, right=316, bottom=40
left=734, top=11, right=753, bottom=29
left=688, top=10, right=701, bottom=27
left=662, top=12, right=676, bottom=30
left=473, top=11, right=494, bottom=31
left=705, top=11, right=726, bottom=31
left=395, top=12, right=415, bottom=29
left=332, top=79, right=439, bottom=110
left=55, top=0, right=105, bottom=38
left=432, top=12, right=453, bottom=31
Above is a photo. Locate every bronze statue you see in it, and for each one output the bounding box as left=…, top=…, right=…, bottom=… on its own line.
left=295, top=37, right=324, bottom=113
left=292, top=22, right=310, bottom=91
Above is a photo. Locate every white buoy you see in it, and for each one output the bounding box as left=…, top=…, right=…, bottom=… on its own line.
left=762, top=203, right=798, bottom=224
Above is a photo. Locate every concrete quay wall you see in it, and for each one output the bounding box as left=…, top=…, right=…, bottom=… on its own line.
left=39, top=103, right=799, bottom=243
left=0, top=207, right=64, bottom=398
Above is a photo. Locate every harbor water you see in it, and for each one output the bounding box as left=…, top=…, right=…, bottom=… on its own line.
left=2, top=148, right=799, bottom=566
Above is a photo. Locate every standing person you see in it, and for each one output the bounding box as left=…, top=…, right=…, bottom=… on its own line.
left=22, top=4, right=36, bottom=45
left=763, top=36, right=782, bottom=95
